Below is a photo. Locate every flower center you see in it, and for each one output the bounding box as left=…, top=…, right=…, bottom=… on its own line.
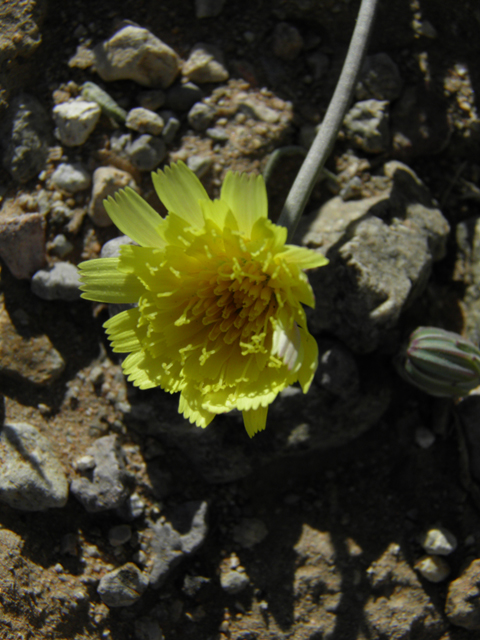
left=179, top=257, right=278, bottom=348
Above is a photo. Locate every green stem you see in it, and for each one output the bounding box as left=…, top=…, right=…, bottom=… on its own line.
left=277, top=0, right=380, bottom=241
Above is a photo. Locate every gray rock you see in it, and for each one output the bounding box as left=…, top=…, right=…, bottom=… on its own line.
left=134, top=617, right=164, bottom=640
left=49, top=234, right=74, bottom=258
left=187, top=154, right=212, bottom=178
left=31, top=262, right=81, bottom=301
left=50, top=162, right=91, bottom=194
left=89, top=166, right=137, bottom=227
left=126, top=108, right=164, bottom=136
left=97, top=563, right=148, bottom=607
left=0, top=303, right=65, bottom=385
left=0, top=212, right=46, bottom=279
left=101, top=235, right=136, bottom=259
left=117, top=492, right=146, bottom=521
left=344, top=99, right=390, bottom=153
left=187, top=102, right=216, bottom=131
left=93, top=25, right=180, bottom=88
left=446, top=559, right=480, bottom=630
left=109, top=524, right=132, bottom=547
left=239, top=98, right=280, bottom=124
left=52, top=99, right=101, bottom=147
left=182, top=43, right=229, bottom=84
left=219, top=554, right=250, bottom=594
left=148, top=500, right=208, bottom=587
left=138, top=89, right=166, bottom=111
left=302, top=162, right=450, bottom=353
left=127, top=135, right=167, bottom=171
left=272, top=22, right=304, bottom=61
left=206, top=126, right=229, bottom=142
left=1, top=93, right=50, bottom=183
left=356, top=53, right=403, bottom=102
left=70, top=435, right=130, bottom=512
left=0, top=422, right=68, bottom=511
left=161, top=116, right=181, bottom=145
left=233, top=518, right=268, bottom=549
left=167, top=81, right=204, bottom=112
left=195, top=0, right=226, bottom=18
left=420, top=527, right=458, bottom=556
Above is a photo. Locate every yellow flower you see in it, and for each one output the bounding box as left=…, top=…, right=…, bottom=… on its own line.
left=79, top=162, right=328, bottom=437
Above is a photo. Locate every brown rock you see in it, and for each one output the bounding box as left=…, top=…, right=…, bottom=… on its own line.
left=446, top=559, right=480, bottom=630
left=0, top=303, right=65, bottom=385
left=364, top=542, right=445, bottom=639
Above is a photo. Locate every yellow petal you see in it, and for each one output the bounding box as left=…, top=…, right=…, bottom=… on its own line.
left=104, top=187, right=166, bottom=248
left=220, top=172, right=267, bottom=236
left=179, top=390, right=216, bottom=428
left=297, top=327, right=319, bottom=393
left=151, top=161, right=208, bottom=227
left=104, top=307, right=146, bottom=353
left=199, top=198, right=230, bottom=230
left=78, top=258, right=144, bottom=303
left=243, top=406, right=268, bottom=438
left=281, top=245, right=329, bottom=269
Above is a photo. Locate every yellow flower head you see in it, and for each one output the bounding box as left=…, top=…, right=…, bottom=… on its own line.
left=79, top=162, right=328, bottom=437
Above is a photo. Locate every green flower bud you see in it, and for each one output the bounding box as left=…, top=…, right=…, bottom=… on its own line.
left=399, top=326, right=480, bottom=397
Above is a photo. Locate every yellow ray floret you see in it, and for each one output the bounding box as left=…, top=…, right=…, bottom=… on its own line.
left=78, top=161, right=328, bottom=437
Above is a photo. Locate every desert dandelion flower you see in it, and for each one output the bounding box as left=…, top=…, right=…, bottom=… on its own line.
left=79, top=162, right=328, bottom=437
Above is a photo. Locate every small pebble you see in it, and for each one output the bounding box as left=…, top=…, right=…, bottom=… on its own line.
left=109, top=524, right=132, bottom=547
left=415, top=555, right=450, bottom=582
left=138, top=90, right=166, bottom=111
left=127, top=135, right=167, bottom=171
left=31, top=262, right=81, bottom=301
left=52, top=99, right=101, bottom=147
left=161, top=116, right=181, bottom=144
left=166, top=81, right=204, bottom=112
left=415, top=426, right=435, bottom=449
left=49, top=234, right=74, bottom=258
left=126, top=108, right=164, bottom=136
left=187, top=102, right=216, bottom=131
left=50, top=162, right=91, bottom=194
left=75, top=455, right=96, bottom=472
left=182, top=43, right=229, bottom=84
left=187, top=155, right=212, bottom=178
left=420, top=527, right=458, bottom=556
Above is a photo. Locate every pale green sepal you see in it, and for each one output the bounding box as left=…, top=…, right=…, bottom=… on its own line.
left=243, top=405, right=268, bottom=438
left=104, top=188, right=166, bottom=248
left=152, top=161, right=208, bottom=227
left=78, top=258, right=144, bottom=303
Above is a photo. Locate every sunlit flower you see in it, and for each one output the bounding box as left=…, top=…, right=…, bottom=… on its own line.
left=79, top=162, right=328, bottom=436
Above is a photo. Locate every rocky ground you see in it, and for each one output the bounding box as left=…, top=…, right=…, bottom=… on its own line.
left=1, top=0, right=480, bottom=638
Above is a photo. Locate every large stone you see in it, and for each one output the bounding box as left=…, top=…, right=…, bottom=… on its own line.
left=1, top=93, right=50, bottom=182
left=0, top=301, right=65, bottom=385
left=364, top=543, right=444, bottom=638
left=70, top=435, right=130, bottom=512
left=93, top=25, right=180, bottom=88
left=446, top=559, right=480, bottom=630
left=52, top=99, right=101, bottom=147
left=0, top=422, right=69, bottom=511
left=148, top=500, right=208, bottom=587
left=301, top=161, right=450, bottom=353
left=0, top=211, right=46, bottom=279
left=97, top=563, right=148, bottom=607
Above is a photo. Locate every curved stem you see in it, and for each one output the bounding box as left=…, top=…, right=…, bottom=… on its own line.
left=277, top=0, right=380, bottom=241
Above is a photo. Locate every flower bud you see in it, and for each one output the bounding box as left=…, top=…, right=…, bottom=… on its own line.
left=399, top=326, right=480, bottom=397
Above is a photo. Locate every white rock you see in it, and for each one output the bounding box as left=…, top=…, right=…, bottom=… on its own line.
left=414, top=555, right=450, bottom=582
left=126, top=107, right=164, bottom=135
left=49, top=234, right=74, bottom=258
left=182, top=43, right=229, bottom=84
left=51, top=162, right=91, bottom=193
left=52, top=99, right=101, bottom=147
left=93, top=25, right=180, bottom=88
left=420, top=527, right=458, bottom=556
left=88, top=167, right=137, bottom=227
